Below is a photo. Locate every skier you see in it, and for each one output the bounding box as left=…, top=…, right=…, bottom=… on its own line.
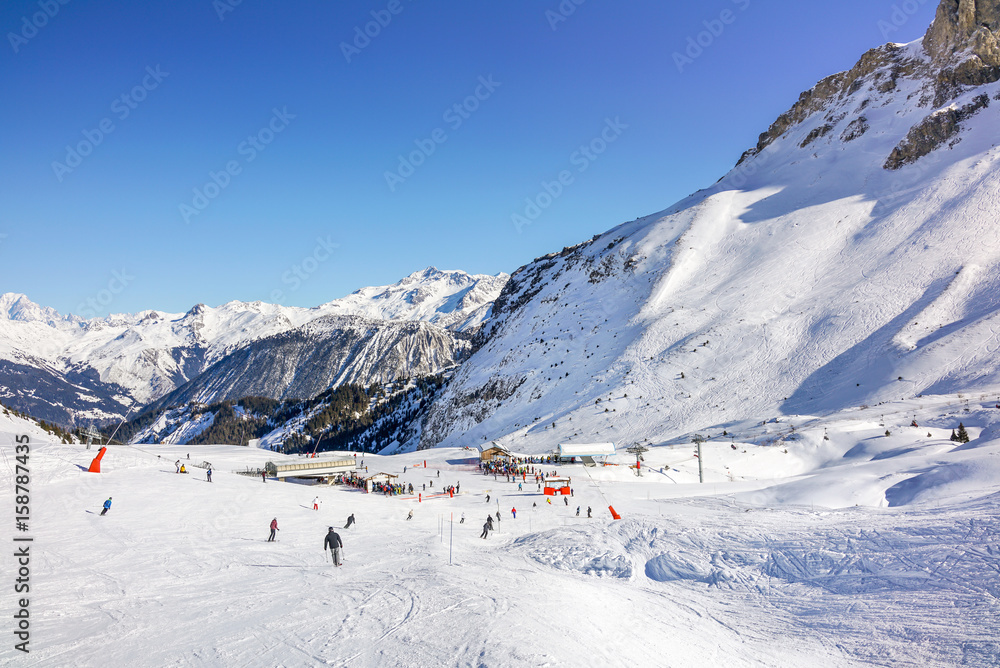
left=261, top=470, right=266, bottom=483
left=207, top=467, right=212, bottom=483
left=576, top=506, right=580, bottom=517
left=511, top=507, right=517, bottom=519
left=480, top=521, right=490, bottom=539
left=406, top=510, right=413, bottom=521
left=175, top=460, right=180, bottom=473
left=485, top=494, right=490, bottom=503
left=564, top=497, right=568, bottom=506
left=344, top=514, right=355, bottom=529
left=518, top=483, right=522, bottom=491
left=268, top=518, right=279, bottom=542
left=587, top=506, right=592, bottom=518
left=460, top=512, right=465, bottom=524
left=100, top=497, right=112, bottom=516
left=324, top=527, right=343, bottom=566
left=312, top=496, right=320, bottom=511
left=495, top=511, right=501, bottom=524
left=186, top=453, right=190, bottom=460
left=437, top=470, right=440, bottom=478
left=403, top=466, right=407, bottom=473
left=486, top=515, right=494, bottom=531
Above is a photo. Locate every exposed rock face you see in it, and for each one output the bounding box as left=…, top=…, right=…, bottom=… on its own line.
left=737, top=45, right=920, bottom=165
left=924, top=0, right=1000, bottom=66
left=739, top=1, right=1000, bottom=172
left=884, top=93, right=991, bottom=169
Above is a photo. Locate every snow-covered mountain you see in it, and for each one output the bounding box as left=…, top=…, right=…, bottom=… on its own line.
left=0, top=268, right=506, bottom=424
left=417, top=2, right=1000, bottom=453
left=145, top=315, right=469, bottom=410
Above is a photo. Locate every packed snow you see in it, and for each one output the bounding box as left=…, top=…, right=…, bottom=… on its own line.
left=3, top=393, right=998, bottom=667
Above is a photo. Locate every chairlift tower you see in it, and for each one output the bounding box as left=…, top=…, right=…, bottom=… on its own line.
left=81, top=426, right=102, bottom=450
left=692, top=434, right=707, bottom=483
left=625, top=444, right=648, bottom=477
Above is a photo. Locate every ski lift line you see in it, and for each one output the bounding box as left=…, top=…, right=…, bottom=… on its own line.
left=104, top=403, right=136, bottom=446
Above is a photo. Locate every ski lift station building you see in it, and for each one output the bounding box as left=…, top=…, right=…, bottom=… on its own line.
left=479, top=443, right=513, bottom=463
left=557, top=443, right=616, bottom=466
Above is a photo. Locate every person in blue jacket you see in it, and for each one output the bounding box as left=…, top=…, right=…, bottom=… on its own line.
left=100, top=497, right=112, bottom=516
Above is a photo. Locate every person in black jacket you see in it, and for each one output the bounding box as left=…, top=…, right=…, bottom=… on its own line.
left=324, top=527, right=343, bottom=566
left=344, top=514, right=355, bottom=529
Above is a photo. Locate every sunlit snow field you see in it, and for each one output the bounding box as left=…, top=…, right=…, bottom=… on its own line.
left=2, top=393, right=999, bottom=667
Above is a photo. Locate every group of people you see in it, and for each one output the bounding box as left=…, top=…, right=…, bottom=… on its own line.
left=176, top=460, right=211, bottom=481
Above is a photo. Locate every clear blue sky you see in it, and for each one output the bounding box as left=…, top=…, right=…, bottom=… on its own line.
left=0, top=0, right=938, bottom=316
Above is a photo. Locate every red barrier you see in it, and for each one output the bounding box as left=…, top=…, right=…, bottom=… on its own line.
left=88, top=447, right=107, bottom=473
left=609, top=505, right=621, bottom=520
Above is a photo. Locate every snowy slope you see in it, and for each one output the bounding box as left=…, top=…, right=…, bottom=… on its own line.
left=3, top=392, right=998, bottom=667
left=0, top=268, right=506, bottom=424
left=419, top=14, right=1000, bottom=454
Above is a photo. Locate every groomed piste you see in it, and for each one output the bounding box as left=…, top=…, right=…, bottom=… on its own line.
left=3, top=391, right=999, bottom=667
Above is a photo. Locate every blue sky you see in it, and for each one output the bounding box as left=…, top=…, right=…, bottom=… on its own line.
left=0, top=0, right=939, bottom=316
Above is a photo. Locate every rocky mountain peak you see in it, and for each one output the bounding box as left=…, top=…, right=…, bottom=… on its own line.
left=924, top=0, right=1000, bottom=66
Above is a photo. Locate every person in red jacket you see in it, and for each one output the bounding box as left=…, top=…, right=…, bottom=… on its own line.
left=511, top=507, right=517, bottom=519
left=268, top=518, right=279, bottom=542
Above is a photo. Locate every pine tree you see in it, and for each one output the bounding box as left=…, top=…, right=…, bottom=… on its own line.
left=956, top=423, right=970, bottom=443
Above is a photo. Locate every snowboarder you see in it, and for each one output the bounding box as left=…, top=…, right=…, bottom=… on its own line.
left=344, top=514, right=355, bottom=529
left=175, top=460, right=180, bottom=473
left=100, top=497, right=112, bottom=516
left=564, top=497, right=569, bottom=506
left=518, top=483, right=522, bottom=491
left=207, top=467, right=212, bottom=483
left=186, top=453, right=189, bottom=460
left=587, top=507, right=592, bottom=518
left=485, top=494, right=490, bottom=503
left=511, top=507, right=517, bottom=519
left=576, top=506, right=580, bottom=516
left=480, top=522, right=490, bottom=539
left=324, top=527, right=343, bottom=566
left=403, top=466, right=407, bottom=473
left=460, top=512, right=465, bottom=524
left=180, top=464, right=187, bottom=474
left=312, top=496, right=320, bottom=511
left=261, top=470, right=266, bottom=483
left=268, top=518, right=279, bottom=542
left=406, top=510, right=413, bottom=521
left=495, top=511, right=501, bottom=523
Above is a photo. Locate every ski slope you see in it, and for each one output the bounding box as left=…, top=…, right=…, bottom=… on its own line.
left=3, top=395, right=998, bottom=667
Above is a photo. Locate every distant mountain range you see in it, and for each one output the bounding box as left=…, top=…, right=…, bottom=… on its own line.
left=0, top=268, right=507, bottom=425
left=9, top=1, right=1000, bottom=457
